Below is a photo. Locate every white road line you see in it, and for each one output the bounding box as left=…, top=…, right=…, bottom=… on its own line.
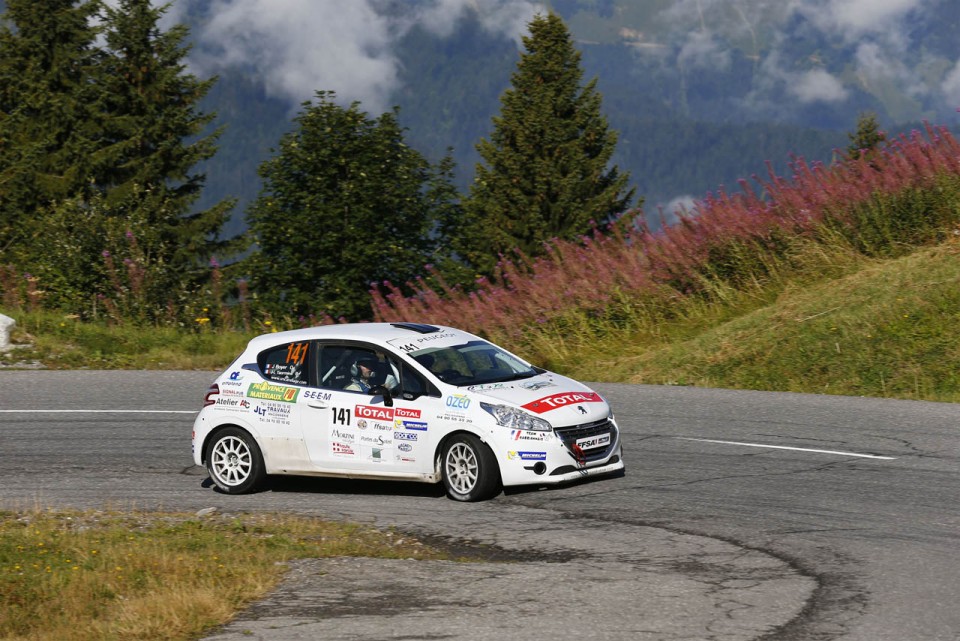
left=0, top=410, right=197, bottom=414
left=676, top=437, right=897, bottom=460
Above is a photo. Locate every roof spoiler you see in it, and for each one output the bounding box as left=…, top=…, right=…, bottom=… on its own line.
left=390, top=322, right=442, bottom=334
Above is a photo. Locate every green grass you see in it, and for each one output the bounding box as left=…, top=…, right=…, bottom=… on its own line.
left=0, top=509, right=453, bottom=641
left=2, top=312, right=255, bottom=370
left=562, top=238, right=960, bottom=402
left=3, top=236, right=960, bottom=402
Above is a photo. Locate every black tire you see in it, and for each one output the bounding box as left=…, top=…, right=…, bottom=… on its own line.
left=205, top=427, right=266, bottom=494
left=441, top=433, right=501, bottom=502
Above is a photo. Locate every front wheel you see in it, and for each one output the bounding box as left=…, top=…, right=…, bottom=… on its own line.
left=441, top=434, right=501, bottom=502
left=205, top=427, right=266, bottom=494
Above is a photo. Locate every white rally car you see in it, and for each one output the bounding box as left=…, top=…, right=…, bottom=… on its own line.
left=192, top=322, right=624, bottom=501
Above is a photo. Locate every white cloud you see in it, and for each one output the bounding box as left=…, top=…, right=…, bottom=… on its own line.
left=941, top=60, right=960, bottom=107
left=659, top=195, right=698, bottom=226
left=678, top=30, right=731, bottom=71
left=789, top=68, right=849, bottom=104
left=180, top=0, right=542, bottom=113
left=798, top=0, right=923, bottom=40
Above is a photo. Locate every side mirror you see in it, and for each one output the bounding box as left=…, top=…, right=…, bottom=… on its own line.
left=370, top=385, right=394, bottom=407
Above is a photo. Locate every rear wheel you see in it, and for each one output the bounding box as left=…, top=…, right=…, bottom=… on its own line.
left=206, top=427, right=266, bottom=494
left=441, top=434, right=501, bottom=502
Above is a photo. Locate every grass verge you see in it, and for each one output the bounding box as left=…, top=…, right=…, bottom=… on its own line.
left=562, top=239, right=960, bottom=401
left=0, top=508, right=452, bottom=641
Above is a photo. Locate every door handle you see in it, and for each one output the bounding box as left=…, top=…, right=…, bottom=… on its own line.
left=307, top=401, right=329, bottom=409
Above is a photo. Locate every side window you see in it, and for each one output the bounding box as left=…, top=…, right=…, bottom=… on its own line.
left=398, top=361, right=433, bottom=398
left=315, top=344, right=365, bottom=391
left=258, top=341, right=310, bottom=385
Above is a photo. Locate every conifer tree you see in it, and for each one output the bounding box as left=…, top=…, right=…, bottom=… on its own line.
left=461, top=12, right=635, bottom=275
left=245, top=92, right=458, bottom=321
left=0, top=0, right=233, bottom=317
left=846, top=111, right=886, bottom=161
left=96, top=0, right=235, bottom=309
left=0, top=0, right=104, bottom=260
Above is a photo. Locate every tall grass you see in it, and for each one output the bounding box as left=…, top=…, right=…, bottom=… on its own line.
left=371, top=123, right=960, bottom=368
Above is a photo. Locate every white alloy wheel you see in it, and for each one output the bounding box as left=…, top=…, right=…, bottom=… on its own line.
left=206, top=427, right=265, bottom=494
left=445, top=441, right=479, bottom=494
left=441, top=434, right=501, bottom=502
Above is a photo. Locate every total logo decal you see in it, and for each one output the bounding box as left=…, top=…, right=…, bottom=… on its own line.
left=521, top=392, right=602, bottom=414
left=507, top=451, right=547, bottom=461
left=356, top=405, right=422, bottom=421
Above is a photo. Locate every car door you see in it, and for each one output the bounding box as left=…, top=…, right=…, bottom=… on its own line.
left=301, top=342, right=446, bottom=475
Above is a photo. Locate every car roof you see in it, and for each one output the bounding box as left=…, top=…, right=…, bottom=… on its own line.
left=243, top=322, right=478, bottom=352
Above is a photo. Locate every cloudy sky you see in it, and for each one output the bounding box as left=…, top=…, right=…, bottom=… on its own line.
left=161, top=0, right=543, bottom=114
left=122, top=0, right=958, bottom=120
left=651, top=0, right=958, bottom=117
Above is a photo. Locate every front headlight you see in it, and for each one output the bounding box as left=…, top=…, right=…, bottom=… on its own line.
left=480, top=402, right=553, bottom=432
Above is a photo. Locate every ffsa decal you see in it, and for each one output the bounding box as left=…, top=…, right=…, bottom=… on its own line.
left=521, top=392, right=602, bottom=414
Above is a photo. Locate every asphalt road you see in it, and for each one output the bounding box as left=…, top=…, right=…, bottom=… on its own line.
left=1, top=371, right=959, bottom=640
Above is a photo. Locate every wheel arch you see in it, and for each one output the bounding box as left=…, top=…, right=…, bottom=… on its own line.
left=200, top=420, right=265, bottom=466
left=433, top=428, right=503, bottom=480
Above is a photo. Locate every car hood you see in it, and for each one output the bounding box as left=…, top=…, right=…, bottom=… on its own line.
left=461, top=372, right=609, bottom=427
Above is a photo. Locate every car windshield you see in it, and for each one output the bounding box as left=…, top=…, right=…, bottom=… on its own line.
left=410, top=340, right=537, bottom=386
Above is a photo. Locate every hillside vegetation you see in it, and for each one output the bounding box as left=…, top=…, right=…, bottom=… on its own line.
left=4, top=125, right=960, bottom=403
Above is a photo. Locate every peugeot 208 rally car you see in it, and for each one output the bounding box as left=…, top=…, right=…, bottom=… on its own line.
left=192, top=322, right=624, bottom=501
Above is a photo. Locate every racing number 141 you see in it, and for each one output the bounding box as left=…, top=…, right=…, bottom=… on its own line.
left=331, top=407, right=350, bottom=425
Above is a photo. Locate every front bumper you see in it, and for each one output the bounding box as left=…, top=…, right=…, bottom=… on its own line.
left=496, top=417, right=623, bottom=487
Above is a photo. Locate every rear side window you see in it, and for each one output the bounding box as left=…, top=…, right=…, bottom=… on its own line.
left=258, top=341, right=310, bottom=385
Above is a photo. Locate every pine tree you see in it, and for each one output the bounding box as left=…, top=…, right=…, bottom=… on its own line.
left=461, top=12, right=635, bottom=275
left=0, top=0, right=104, bottom=260
left=846, top=111, right=886, bottom=161
left=96, top=0, right=235, bottom=312
left=245, top=92, right=457, bottom=321
left=0, top=0, right=234, bottom=317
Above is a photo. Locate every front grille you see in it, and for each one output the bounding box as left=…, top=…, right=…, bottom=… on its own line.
left=553, top=418, right=618, bottom=464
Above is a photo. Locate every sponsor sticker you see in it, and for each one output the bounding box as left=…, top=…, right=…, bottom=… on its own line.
left=394, top=431, right=418, bottom=441
left=248, top=381, right=300, bottom=403
left=302, top=389, right=332, bottom=401
left=363, top=446, right=391, bottom=462
left=576, top=433, right=611, bottom=450
left=360, top=433, right=392, bottom=446
left=331, top=429, right=355, bottom=442
left=521, top=392, right=602, bottom=414
left=445, top=394, right=471, bottom=410
left=356, top=404, right=393, bottom=421
left=510, top=429, right=548, bottom=441
left=518, top=380, right=554, bottom=391
left=253, top=401, right=292, bottom=425
left=507, top=451, right=547, bottom=461
left=331, top=442, right=356, bottom=457
left=397, top=420, right=428, bottom=431
left=467, top=382, right=508, bottom=392
left=398, top=443, right=413, bottom=452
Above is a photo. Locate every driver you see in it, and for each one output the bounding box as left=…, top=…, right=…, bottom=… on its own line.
left=345, top=356, right=398, bottom=393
